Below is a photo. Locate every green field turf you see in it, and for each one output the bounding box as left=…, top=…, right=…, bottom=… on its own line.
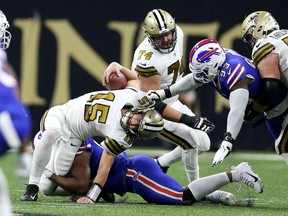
left=1, top=150, right=288, bottom=216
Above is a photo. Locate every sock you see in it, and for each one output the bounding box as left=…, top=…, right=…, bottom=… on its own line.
left=157, top=146, right=182, bottom=167
left=182, top=148, right=199, bottom=182
left=29, top=130, right=59, bottom=185
left=188, top=172, right=229, bottom=201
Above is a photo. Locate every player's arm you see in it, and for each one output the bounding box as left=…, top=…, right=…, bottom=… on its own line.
left=252, top=53, right=280, bottom=113
left=212, top=77, right=251, bottom=166
left=47, top=151, right=91, bottom=195
left=78, top=148, right=115, bottom=203
left=147, top=73, right=202, bottom=101
left=102, top=62, right=140, bottom=89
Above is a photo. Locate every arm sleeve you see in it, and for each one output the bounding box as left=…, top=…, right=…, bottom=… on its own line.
left=169, top=73, right=202, bottom=96
left=226, top=88, right=249, bottom=140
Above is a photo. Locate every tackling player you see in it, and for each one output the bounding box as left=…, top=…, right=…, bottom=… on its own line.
left=146, top=39, right=288, bottom=166
left=38, top=136, right=263, bottom=205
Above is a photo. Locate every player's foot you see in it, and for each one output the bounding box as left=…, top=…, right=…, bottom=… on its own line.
left=206, top=190, right=237, bottom=205
left=232, top=162, right=263, bottom=193
left=20, top=184, right=39, bottom=201
left=154, top=157, right=169, bottom=173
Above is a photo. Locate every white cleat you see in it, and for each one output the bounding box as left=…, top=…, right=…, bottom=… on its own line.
left=232, top=162, right=263, bottom=193
left=206, top=190, right=237, bottom=206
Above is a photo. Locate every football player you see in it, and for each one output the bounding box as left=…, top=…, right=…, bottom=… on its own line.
left=20, top=63, right=214, bottom=202
left=103, top=10, right=237, bottom=203
left=0, top=10, right=32, bottom=216
left=39, top=136, right=263, bottom=205
left=240, top=11, right=288, bottom=165
left=146, top=39, right=288, bottom=166
left=104, top=9, right=210, bottom=184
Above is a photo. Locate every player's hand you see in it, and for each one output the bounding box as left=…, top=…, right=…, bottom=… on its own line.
left=192, top=116, right=215, bottom=133
left=147, top=89, right=166, bottom=101
left=134, top=92, right=155, bottom=108
left=76, top=197, right=94, bottom=204
left=102, top=62, right=122, bottom=86
left=212, top=141, right=233, bottom=166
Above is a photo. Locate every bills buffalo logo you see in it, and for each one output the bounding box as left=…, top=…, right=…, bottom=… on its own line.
left=196, top=48, right=221, bottom=63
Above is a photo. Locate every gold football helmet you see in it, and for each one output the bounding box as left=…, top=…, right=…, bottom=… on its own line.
left=241, top=11, right=279, bottom=47
left=143, top=9, right=177, bottom=53
left=121, top=107, right=164, bottom=138
left=0, top=10, right=11, bottom=49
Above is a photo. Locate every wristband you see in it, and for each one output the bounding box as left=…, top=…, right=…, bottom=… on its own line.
left=87, top=183, right=103, bottom=202
left=223, top=132, right=235, bottom=144
left=164, top=88, right=172, bottom=98
left=116, top=63, right=123, bottom=71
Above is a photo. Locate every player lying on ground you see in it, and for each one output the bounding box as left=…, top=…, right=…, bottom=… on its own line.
left=39, top=136, right=263, bottom=205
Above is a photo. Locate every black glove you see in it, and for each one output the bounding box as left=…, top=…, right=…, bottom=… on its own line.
left=244, top=104, right=260, bottom=121
left=179, top=114, right=215, bottom=133
left=100, top=191, right=115, bottom=203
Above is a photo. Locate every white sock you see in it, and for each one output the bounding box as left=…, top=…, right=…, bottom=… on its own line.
left=0, top=169, right=12, bottom=216
left=188, top=172, right=229, bottom=201
left=282, top=153, right=288, bottom=165
left=29, top=130, right=59, bottom=185
left=182, top=148, right=199, bottom=182
left=157, top=146, right=182, bottom=167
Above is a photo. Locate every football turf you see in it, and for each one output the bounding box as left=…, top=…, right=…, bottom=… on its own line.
left=1, top=150, right=288, bottom=216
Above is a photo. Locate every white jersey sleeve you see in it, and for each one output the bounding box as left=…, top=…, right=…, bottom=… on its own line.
left=252, top=29, right=288, bottom=87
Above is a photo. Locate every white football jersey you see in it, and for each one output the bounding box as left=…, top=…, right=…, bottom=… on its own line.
left=131, top=25, right=184, bottom=104
left=60, top=88, right=141, bottom=151
left=252, top=29, right=288, bottom=88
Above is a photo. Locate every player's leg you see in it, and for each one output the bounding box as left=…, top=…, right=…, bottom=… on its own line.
left=154, top=145, right=182, bottom=173
left=183, top=162, right=263, bottom=205
left=126, top=155, right=183, bottom=205
left=20, top=106, right=64, bottom=201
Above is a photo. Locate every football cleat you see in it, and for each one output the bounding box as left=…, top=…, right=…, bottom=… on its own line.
left=206, top=190, right=237, bottom=206
left=232, top=162, right=263, bottom=193
left=20, top=184, right=39, bottom=201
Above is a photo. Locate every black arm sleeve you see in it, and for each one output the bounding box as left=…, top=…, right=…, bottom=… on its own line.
left=257, top=78, right=279, bottom=106
left=153, top=101, right=167, bottom=115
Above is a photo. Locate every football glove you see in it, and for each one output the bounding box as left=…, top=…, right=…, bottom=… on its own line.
left=212, top=132, right=234, bottom=166
left=147, top=89, right=166, bottom=101
left=179, top=114, right=215, bottom=133
left=134, top=92, right=155, bottom=108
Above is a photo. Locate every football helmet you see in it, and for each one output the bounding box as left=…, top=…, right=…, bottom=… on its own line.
left=241, top=11, right=279, bottom=47
left=143, top=9, right=177, bottom=54
left=120, top=107, right=164, bottom=138
left=189, top=39, right=226, bottom=83
left=0, top=10, right=11, bottom=49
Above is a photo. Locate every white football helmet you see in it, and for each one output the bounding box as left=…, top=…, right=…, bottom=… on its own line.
left=189, top=39, right=226, bottom=83
left=241, top=11, right=279, bottom=47
left=121, top=107, right=164, bottom=138
left=143, top=9, right=177, bottom=54
left=0, top=10, right=11, bottom=49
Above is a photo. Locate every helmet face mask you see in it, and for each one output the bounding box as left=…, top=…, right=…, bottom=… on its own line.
left=0, top=10, right=11, bottom=49
left=120, top=107, right=164, bottom=138
left=241, top=11, right=279, bottom=47
left=143, top=9, right=177, bottom=54
left=189, top=39, right=226, bottom=84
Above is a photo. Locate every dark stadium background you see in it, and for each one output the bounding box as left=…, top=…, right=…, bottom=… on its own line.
left=1, top=0, right=285, bottom=151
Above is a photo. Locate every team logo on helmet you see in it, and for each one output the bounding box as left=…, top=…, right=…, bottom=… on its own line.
left=196, top=48, right=221, bottom=63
